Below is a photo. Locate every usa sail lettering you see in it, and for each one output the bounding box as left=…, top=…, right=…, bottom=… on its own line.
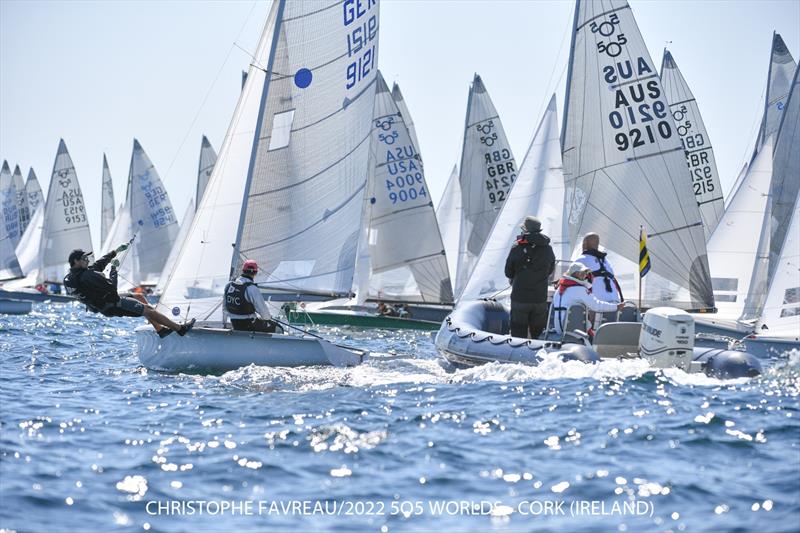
left=593, top=14, right=673, bottom=151
left=61, top=188, right=86, bottom=224
left=344, top=0, right=377, bottom=91
left=672, top=105, right=715, bottom=196
left=385, top=144, right=427, bottom=205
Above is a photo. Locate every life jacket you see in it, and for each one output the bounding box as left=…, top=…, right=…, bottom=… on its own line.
left=224, top=279, right=256, bottom=315
left=63, top=269, right=115, bottom=312
left=582, top=249, right=624, bottom=300
left=553, top=276, right=594, bottom=337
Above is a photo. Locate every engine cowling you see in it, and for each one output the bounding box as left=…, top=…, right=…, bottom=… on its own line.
left=639, top=307, right=695, bottom=370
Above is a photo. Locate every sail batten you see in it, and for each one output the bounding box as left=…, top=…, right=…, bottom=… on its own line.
left=561, top=0, right=713, bottom=310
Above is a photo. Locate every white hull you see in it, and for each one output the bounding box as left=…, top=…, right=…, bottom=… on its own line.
left=0, top=298, right=32, bottom=315
left=135, top=326, right=366, bottom=373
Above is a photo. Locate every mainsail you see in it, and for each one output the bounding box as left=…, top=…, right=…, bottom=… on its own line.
left=154, top=199, right=194, bottom=296
left=391, top=82, right=420, bottom=154
left=196, top=135, right=218, bottom=204
left=12, top=166, right=31, bottom=234
left=234, top=0, right=381, bottom=297
left=0, top=204, right=22, bottom=280
left=767, top=63, right=799, bottom=275
left=38, top=140, right=92, bottom=283
left=560, top=0, right=714, bottom=310
left=758, top=192, right=800, bottom=340
left=753, top=33, right=797, bottom=158
left=436, top=164, right=461, bottom=284
left=356, top=72, right=452, bottom=304
left=25, top=168, right=43, bottom=216
left=461, top=95, right=567, bottom=302
left=13, top=204, right=43, bottom=285
left=454, top=74, right=517, bottom=298
left=704, top=139, right=773, bottom=328
left=1, top=161, right=21, bottom=250
left=660, top=49, right=724, bottom=239
left=101, top=154, right=115, bottom=246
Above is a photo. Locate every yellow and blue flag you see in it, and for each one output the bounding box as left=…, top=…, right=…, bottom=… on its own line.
left=639, top=228, right=651, bottom=277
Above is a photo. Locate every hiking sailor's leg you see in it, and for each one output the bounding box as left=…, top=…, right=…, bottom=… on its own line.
left=129, top=293, right=163, bottom=331
left=143, top=307, right=182, bottom=331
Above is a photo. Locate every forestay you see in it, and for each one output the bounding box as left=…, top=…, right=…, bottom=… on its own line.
left=356, top=72, right=452, bottom=304
left=126, top=140, right=178, bottom=285
left=660, top=49, right=724, bottom=239
left=234, top=0, right=380, bottom=298
left=156, top=1, right=283, bottom=321
left=436, top=164, right=461, bottom=284
left=1, top=161, right=21, bottom=250
left=753, top=33, right=797, bottom=159
left=391, top=83, right=420, bottom=154
left=25, top=169, right=44, bottom=218
left=38, top=140, right=92, bottom=283
left=561, top=0, right=713, bottom=310
left=455, top=74, right=517, bottom=299
left=704, top=139, right=773, bottom=328
left=758, top=193, right=800, bottom=340
left=460, top=95, right=566, bottom=302
left=196, top=135, right=218, bottom=205
left=767, top=64, right=799, bottom=277
left=100, top=154, right=115, bottom=246
left=13, top=166, right=31, bottom=234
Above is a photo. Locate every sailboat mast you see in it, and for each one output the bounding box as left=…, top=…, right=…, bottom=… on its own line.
left=560, top=0, right=581, bottom=152
left=229, top=0, right=287, bottom=280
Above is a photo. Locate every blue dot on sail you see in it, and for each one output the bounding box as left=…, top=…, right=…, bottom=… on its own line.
left=137, top=219, right=144, bottom=226
left=294, top=68, right=312, bottom=89
left=171, top=306, right=180, bottom=316
left=370, top=197, right=376, bottom=204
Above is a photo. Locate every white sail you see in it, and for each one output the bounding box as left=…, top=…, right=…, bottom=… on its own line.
left=768, top=63, right=799, bottom=274
left=234, top=0, right=381, bottom=298
left=12, top=165, right=31, bottom=234
left=757, top=193, right=800, bottom=340
left=660, top=49, right=724, bottom=239
left=461, top=95, right=566, bottom=302
left=100, top=154, right=115, bottom=246
left=154, top=199, right=194, bottom=296
left=100, top=195, right=137, bottom=292
left=561, top=0, right=714, bottom=310
left=25, top=168, right=44, bottom=216
left=358, top=72, right=452, bottom=304
left=12, top=204, right=43, bottom=285
left=454, top=74, right=518, bottom=298
left=125, top=139, right=179, bottom=285
left=0, top=201, right=22, bottom=280
left=436, top=164, right=461, bottom=283
left=196, top=135, right=218, bottom=204
left=391, top=82, right=420, bottom=154
left=157, top=1, right=283, bottom=321
left=703, top=139, right=773, bottom=328
left=1, top=161, right=21, bottom=250
left=725, top=162, right=748, bottom=208
left=39, top=140, right=93, bottom=283
left=754, top=33, right=797, bottom=157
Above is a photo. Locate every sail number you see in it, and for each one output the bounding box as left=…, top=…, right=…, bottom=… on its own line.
left=344, top=0, right=378, bottom=90
left=477, top=119, right=515, bottom=205
left=61, top=189, right=86, bottom=224
left=384, top=146, right=427, bottom=204
left=671, top=105, right=715, bottom=196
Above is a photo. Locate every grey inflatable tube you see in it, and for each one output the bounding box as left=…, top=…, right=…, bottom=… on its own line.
left=693, top=348, right=762, bottom=378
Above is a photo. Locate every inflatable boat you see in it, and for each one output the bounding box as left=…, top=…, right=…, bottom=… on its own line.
left=435, top=300, right=762, bottom=379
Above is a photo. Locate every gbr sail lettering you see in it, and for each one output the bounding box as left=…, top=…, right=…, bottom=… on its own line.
left=344, top=0, right=377, bottom=90
left=671, top=105, right=715, bottom=196
left=593, top=13, right=673, bottom=151
left=477, top=119, right=515, bottom=204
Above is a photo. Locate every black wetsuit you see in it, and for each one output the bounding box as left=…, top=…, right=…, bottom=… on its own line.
left=63, top=251, right=145, bottom=317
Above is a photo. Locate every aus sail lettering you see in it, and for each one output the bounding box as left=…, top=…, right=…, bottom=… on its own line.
left=344, top=0, right=378, bottom=91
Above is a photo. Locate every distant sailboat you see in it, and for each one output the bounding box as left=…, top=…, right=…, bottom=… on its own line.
left=100, top=154, right=115, bottom=246
left=24, top=168, right=43, bottom=216
left=436, top=164, right=461, bottom=284
left=0, top=162, right=21, bottom=250
left=101, top=140, right=179, bottom=290
left=0, top=205, right=23, bottom=281
left=460, top=95, right=567, bottom=302
left=454, top=74, right=518, bottom=299
left=560, top=0, right=714, bottom=310
left=660, top=49, right=724, bottom=239
left=753, top=32, right=797, bottom=160
left=12, top=166, right=31, bottom=234
left=195, top=135, right=218, bottom=205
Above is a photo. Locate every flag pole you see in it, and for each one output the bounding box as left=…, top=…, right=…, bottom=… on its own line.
left=638, top=225, right=643, bottom=310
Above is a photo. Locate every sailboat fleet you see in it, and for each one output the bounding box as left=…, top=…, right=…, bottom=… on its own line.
left=1, top=0, right=796, bottom=371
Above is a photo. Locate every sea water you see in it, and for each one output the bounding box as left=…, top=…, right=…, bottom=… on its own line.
left=1, top=302, right=798, bottom=532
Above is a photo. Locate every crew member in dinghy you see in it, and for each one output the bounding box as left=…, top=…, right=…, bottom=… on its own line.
left=224, top=260, right=283, bottom=334
left=504, top=216, right=556, bottom=339
left=63, top=247, right=195, bottom=338
left=575, top=233, right=622, bottom=303
left=552, top=263, right=626, bottom=337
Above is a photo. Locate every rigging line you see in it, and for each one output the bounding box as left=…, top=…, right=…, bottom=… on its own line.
left=160, top=0, right=261, bottom=186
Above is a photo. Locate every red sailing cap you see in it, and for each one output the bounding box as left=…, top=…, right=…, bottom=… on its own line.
left=242, top=260, right=259, bottom=274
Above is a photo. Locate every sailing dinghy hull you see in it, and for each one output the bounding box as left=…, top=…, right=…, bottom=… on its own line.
left=0, top=289, right=75, bottom=303
left=136, top=326, right=366, bottom=373
left=436, top=300, right=762, bottom=378
left=0, top=298, right=32, bottom=315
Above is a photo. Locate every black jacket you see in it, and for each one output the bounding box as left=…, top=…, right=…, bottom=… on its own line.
left=63, top=251, right=119, bottom=312
left=504, top=232, right=555, bottom=303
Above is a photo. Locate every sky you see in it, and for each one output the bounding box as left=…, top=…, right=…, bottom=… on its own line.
left=1, top=0, right=799, bottom=251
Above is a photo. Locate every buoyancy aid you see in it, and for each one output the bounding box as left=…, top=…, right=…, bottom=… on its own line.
left=582, top=249, right=624, bottom=300
left=224, top=279, right=256, bottom=315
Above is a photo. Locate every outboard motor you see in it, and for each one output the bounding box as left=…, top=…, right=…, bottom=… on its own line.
left=639, top=307, right=695, bottom=371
